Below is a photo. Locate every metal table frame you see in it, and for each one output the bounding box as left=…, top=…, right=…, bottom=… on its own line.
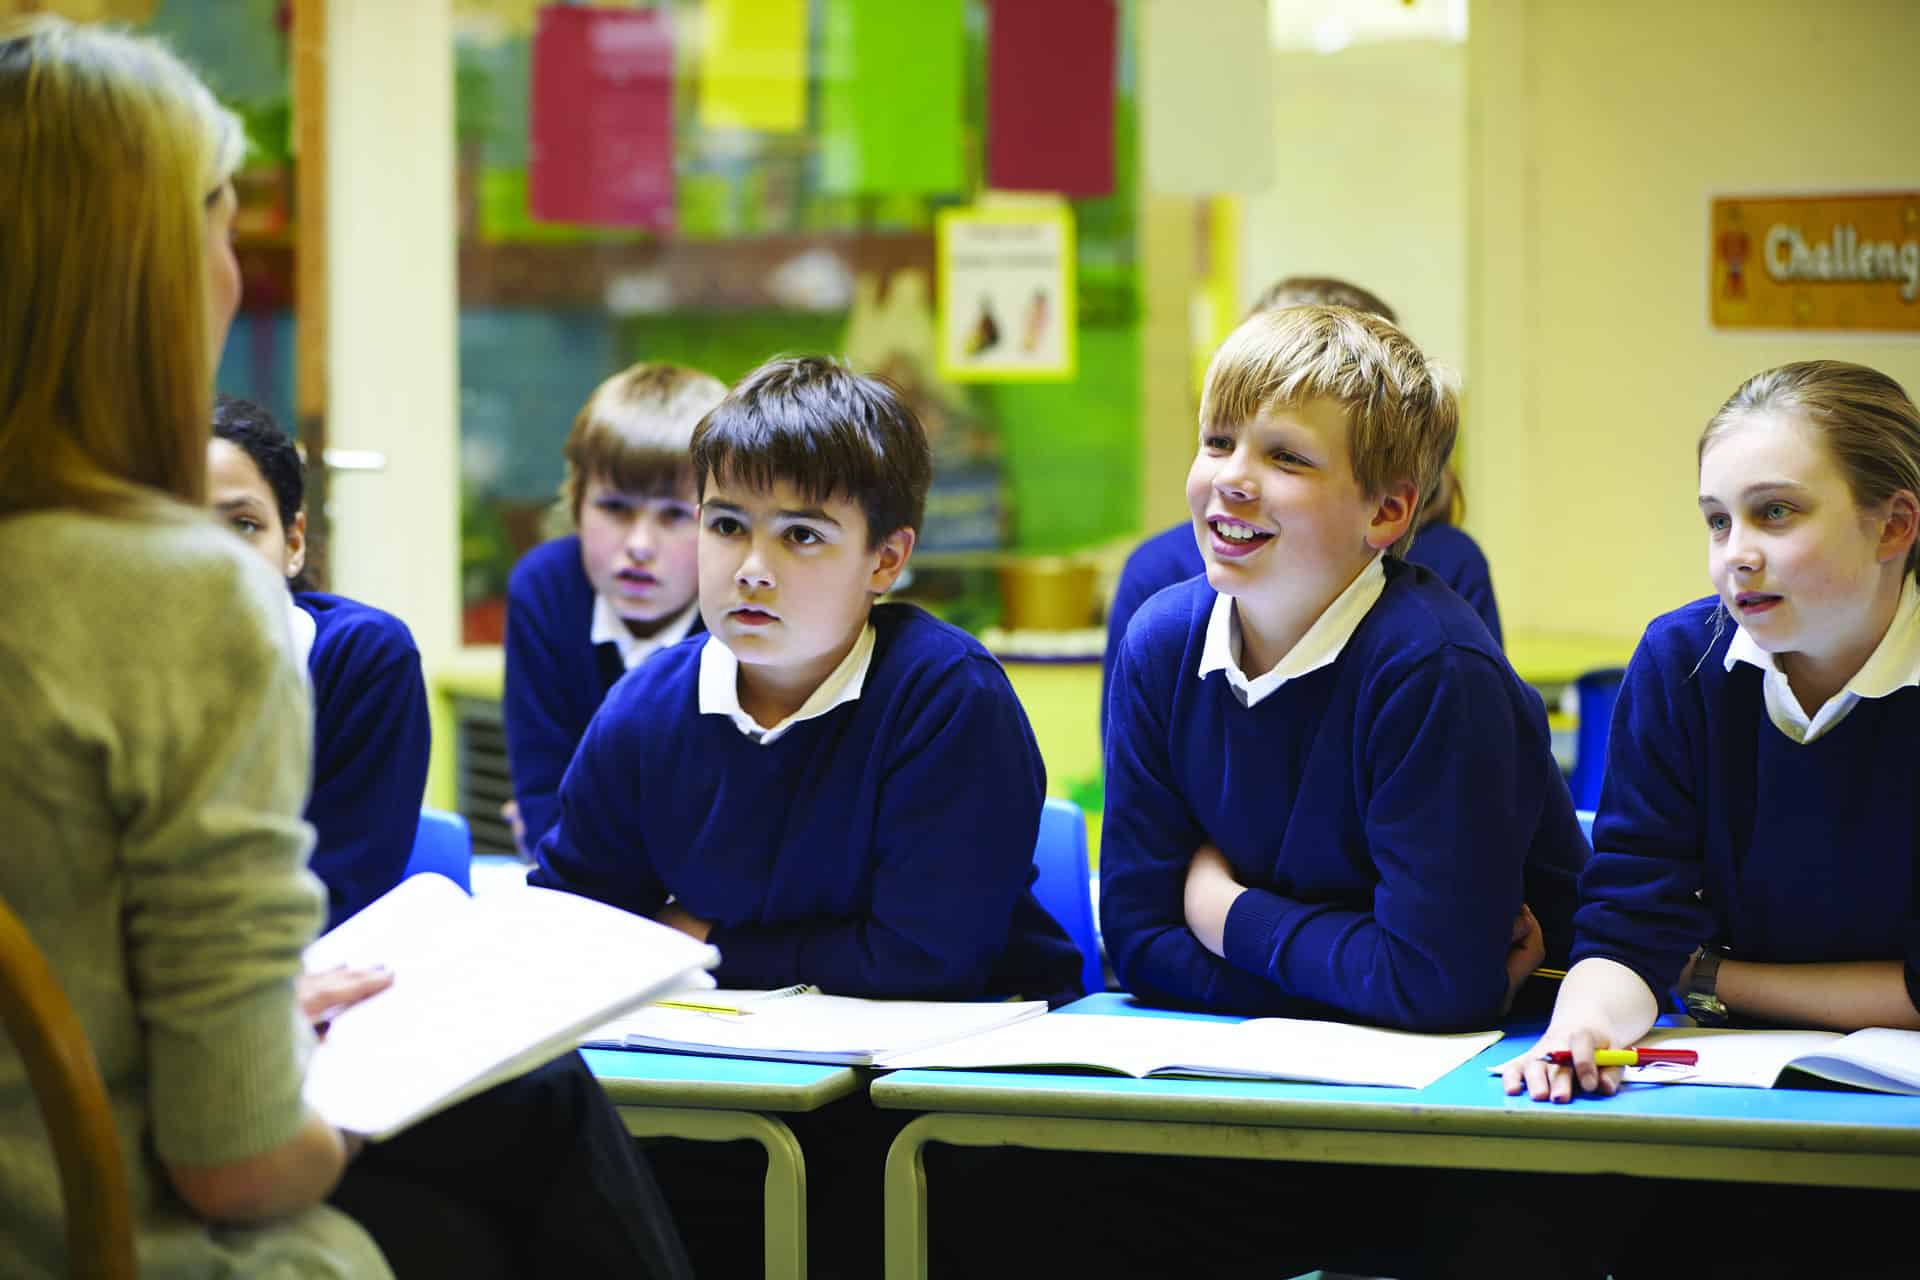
left=870, top=997, right=1920, bottom=1279
left=585, top=1047, right=859, bottom=1280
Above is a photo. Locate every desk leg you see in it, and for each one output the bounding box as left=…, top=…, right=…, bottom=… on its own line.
left=883, top=1116, right=937, bottom=1280
left=887, top=1113, right=1233, bottom=1280
left=618, top=1106, right=808, bottom=1280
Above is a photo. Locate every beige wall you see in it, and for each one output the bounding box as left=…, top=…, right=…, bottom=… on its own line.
left=1468, top=0, right=1920, bottom=643
left=324, top=0, right=460, bottom=669
left=1149, top=39, right=1468, bottom=536
left=1242, top=42, right=1468, bottom=376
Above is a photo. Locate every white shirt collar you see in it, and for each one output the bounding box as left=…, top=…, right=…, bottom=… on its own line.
left=1723, top=575, right=1920, bottom=744
left=284, top=594, right=317, bottom=671
left=591, top=594, right=699, bottom=672
left=1197, top=553, right=1386, bottom=708
left=696, top=622, right=876, bottom=745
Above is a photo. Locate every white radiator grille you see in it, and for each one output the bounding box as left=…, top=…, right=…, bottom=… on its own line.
left=453, top=696, right=521, bottom=859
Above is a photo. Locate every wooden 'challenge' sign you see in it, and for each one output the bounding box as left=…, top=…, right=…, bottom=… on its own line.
left=1710, top=193, right=1920, bottom=332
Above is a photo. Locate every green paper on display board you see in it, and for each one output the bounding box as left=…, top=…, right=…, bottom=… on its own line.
left=820, top=0, right=966, bottom=195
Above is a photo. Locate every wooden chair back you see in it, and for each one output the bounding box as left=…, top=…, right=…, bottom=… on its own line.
left=0, top=896, right=136, bottom=1279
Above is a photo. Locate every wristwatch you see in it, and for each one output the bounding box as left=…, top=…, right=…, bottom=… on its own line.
left=1684, top=947, right=1729, bottom=1026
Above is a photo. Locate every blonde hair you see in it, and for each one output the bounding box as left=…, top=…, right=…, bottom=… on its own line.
left=0, top=17, right=243, bottom=519
left=1199, top=305, right=1457, bottom=559
left=1246, top=276, right=1464, bottom=530
left=561, top=362, right=728, bottom=522
left=1700, top=360, right=1920, bottom=578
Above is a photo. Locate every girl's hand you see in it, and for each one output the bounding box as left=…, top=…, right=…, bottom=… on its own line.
left=1501, top=1016, right=1625, bottom=1103
left=1499, top=957, right=1658, bottom=1103
left=296, top=965, right=393, bottom=1038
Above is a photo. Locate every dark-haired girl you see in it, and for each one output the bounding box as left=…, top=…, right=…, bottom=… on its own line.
left=208, top=395, right=428, bottom=930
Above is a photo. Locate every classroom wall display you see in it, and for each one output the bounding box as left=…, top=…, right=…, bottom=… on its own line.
left=452, top=0, right=1141, bottom=639
left=528, top=5, right=676, bottom=230
left=1710, top=192, right=1920, bottom=332
left=937, top=203, right=1078, bottom=382
left=819, top=0, right=966, bottom=195
left=985, top=0, right=1118, bottom=198
left=697, top=0, right=808, bottom=133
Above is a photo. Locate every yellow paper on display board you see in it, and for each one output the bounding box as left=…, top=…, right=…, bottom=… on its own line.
left=1710, top=192, right=1920, bottom=333
left=4, top=0, right=154, bottom=19
left=937, top=201, right=1077, bottom=383
left=698, top=0, right=809, bottom=133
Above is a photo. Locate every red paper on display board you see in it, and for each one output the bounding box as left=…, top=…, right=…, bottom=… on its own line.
left=529, top=5, right=676, bottom=230
left=985, top=0, right=1116, bottom=198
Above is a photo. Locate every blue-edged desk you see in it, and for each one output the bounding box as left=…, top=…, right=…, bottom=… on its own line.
left=871, top=993, right=1920, bottom=1279
left=585, top=1048, right=859, bottom=1280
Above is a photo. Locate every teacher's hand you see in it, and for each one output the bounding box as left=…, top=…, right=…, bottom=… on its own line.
left=297, top=966, right=393, bottom=1038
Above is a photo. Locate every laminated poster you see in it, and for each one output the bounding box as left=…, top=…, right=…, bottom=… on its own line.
left=937, top=203, right=1076, bottom=382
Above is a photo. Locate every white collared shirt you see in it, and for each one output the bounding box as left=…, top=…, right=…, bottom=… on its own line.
left=697, top=622, right=877, bottom=745
left=284, top=594, right=317, bottom=672
left=1196, top=554, right=1387, bottom=708
left=591, top=594, right=700, bottom=672
left=1723, top=575, right=1920, bottom=745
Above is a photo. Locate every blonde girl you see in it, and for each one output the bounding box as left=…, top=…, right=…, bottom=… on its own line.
left=0, top=16, right=387, bottom=1276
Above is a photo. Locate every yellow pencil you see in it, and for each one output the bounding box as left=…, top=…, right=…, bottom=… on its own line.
left=654, top=999, right=751, bottom=1016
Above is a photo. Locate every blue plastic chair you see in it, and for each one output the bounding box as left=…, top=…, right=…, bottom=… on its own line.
left=1032, top=797, right=1104, bottom=995
left=405, top=807, right=473, bottom=893
left=1567, top=667, right=1627, bottom=811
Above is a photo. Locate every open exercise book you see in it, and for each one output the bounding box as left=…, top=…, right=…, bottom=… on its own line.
left=875, top=1012, right=1504, bottom=1089
left=584, top=986, right=1049, bottom=1067
left=302, top=874, right=719, bottom=1140
left=1535, top=1026, right=1920, bottom=1095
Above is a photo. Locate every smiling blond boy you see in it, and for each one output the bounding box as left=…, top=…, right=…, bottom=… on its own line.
left=1100, top=306, right=1584, bottom=1029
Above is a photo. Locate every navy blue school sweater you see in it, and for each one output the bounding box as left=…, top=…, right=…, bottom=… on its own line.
left=1403, top=523, right=1502, bottom=650
left=503, top=535, right=703, bottom=853
left=1101, top=562, right=1583, bottom=1030
left=1102, top=521, right=1503, bottom=737
left=1573, top=597, right=1920, bottom=1009
left=528, top=603, right=1083, bottom=1003
left=298, top=592, right=430, bottom=930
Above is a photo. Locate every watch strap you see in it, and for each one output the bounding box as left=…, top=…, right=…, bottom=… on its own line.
left=1685, top=947, right=1729, bottom=1025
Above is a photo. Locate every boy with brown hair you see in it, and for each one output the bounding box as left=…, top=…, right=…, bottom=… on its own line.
left=531, top=354, right=1079, bottom=1000
left=531, top=355, right=1080, bottom=1277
